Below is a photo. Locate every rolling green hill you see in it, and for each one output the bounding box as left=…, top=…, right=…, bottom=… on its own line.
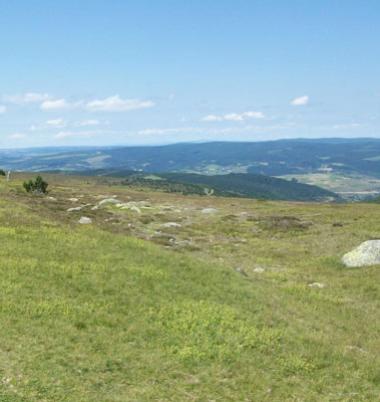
left=0, top=173, right=378, bottom=400
left=57, top=170, right=340, bottom=202
left=159, top=172, right=339, bottom=201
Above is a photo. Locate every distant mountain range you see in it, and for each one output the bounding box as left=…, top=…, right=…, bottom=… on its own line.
left=1, top=138, right=380, bottom=177
left=2, top=138, right=380, bottom=200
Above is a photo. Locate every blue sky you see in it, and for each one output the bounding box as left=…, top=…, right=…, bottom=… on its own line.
left=0, top=0, right=379, bottom=147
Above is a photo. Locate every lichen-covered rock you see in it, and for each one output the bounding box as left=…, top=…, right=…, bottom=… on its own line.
left=342, top=240, right=380, bottom=267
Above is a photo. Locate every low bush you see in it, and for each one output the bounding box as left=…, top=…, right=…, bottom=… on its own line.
left=23, top=175, right=48, bottom=194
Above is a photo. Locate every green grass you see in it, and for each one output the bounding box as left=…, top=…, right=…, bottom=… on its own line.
left=0, top=175, right=379, bottom=401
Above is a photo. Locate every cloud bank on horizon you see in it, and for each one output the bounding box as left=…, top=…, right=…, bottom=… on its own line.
left=0, top=1, right=378, bottom=147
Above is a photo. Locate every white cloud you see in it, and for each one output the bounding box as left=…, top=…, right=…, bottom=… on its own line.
left=41, top=98, right=70, bottom=111
left=223, top=113, right=245, bottom=122
left=4, top=92, right=50, bottom=104
left=85, top=95, right=155, bottom=112
left=138, top=127, right=198, bottom=135
left=0, top=105, right=6, bottom=114
left=137, top=122, right=294, bottom=138
left=4, top=93, right=155, bottom=114
left=76, top=119, right=100, bottom=127
left=202, top=114, right=223, bottom=122
left=291, top=95, right=309, bottom=106
left=46, top=118, right=66, bottom=128
left=202, top=111, right=264, bottom=122
left=242, top=111, right=266, bottom=119
left=9, top=133, right=26, bottom=140
left=55, top=130, right=96, bottom=140
left=332, top=123, right=361, bottom=130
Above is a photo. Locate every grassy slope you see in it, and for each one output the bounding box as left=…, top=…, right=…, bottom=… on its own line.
left=0, top=175, right=379, bottom=401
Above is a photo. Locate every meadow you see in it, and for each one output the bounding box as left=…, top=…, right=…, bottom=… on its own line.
left=0, top=174, right=379, bottom=401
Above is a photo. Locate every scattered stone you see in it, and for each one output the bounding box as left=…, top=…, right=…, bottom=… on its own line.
left=342, top=240, right=380, bottom=268
left=91, top=206, right=99, bottom=211
left=116, top=201, right=150, bottom=212
left=69, top=198, right=79, bottom=202
left=67, top=204, right=91, bottom=212
left=67, top=206, right=83, bottom=212
left=104, top=217, right=119, bottom=223
left=201, top=208, right=218, bottom=214
left=253, top=267, right=265, bottom=273
left=161, top=222, right=182, bottom=228
left=116, top=202, right=142, bottom=213
left=129, top=206, right=141, bottom=214
left=78, top=217, right=92, bottom=224
left=151, top=232, right=176, bottom=246
left=308, top=282, right=325, bottom=289
left=98, top=198, right=121, bottom=206
left=46, top=196, right=57, bottom=201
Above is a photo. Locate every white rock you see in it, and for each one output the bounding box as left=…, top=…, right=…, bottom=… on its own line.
left=201, top=208, right=218, bottom=214
left=46, top=196, right=57, bottom=201
left=67, top=204, right=91, bottom=212
left=129, top=206, right=141, bottom=214
left=98, top=198, right=120, bottom=206
left=67, top=206, right=83, bottom=212
left=69, top=198, right=79, bottom=202
left=161, top=222, right=182, bottom=228
left=342, top=240, right=380, bottom=268
left=253, top=267, right=265, bottom=273
left=308, top=282, right=325, bottom=289
left=78, top=217, right=92, bottom=224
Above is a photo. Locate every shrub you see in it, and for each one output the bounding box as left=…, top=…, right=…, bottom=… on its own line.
left=23, top=176, right=48, bottom=194
left=0, top=169, right=5, bottom=176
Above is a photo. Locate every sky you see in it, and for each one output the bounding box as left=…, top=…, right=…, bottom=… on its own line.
left=0, top=0, right=379, bottom=148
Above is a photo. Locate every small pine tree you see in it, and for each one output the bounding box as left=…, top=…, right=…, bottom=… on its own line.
left=0, top=169, right=5, bottom=176
left=23, top=175, right=48, bottom=194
